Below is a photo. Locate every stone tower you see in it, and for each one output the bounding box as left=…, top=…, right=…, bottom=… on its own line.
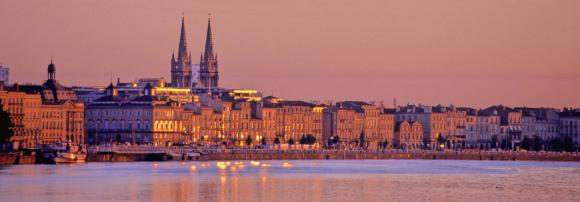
left=199, top=16, right=219, bottom=89
left=171, top=16, right=193, bottom=88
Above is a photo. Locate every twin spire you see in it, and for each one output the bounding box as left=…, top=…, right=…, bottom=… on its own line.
left=174, top=14, right=215, bottom=63
left=172, top=13, right=218, bottom=89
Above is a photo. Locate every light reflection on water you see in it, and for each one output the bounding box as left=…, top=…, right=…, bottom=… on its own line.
left=1, top=160, right=580, bottom=202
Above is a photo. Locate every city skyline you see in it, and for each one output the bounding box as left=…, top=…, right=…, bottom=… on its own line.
left=1, top=0, right=579, bottom=108
left=1, top=2, right=579, bottom=202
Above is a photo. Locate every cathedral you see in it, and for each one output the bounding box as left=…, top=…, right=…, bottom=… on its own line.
left=170, top=16, right=219, bottom=89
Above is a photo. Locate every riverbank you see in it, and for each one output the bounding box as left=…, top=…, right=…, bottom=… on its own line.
left=86, top=150, right=580, bottom=163
left=4, top=150, right=579, bottom=165
left=0, top=153, right=36, bottom=165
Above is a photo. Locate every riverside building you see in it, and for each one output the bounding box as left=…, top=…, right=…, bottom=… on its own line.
left=323, top=101, right=395, bottom=149
left=463, top=108, right=500, bottom=149
left=481, top=105, right=523, bottom=149
left=394, top=121, right=423, bottom=149
left=13, top=60, right=85, bottom=148
left=395, top=105, right=447, bottom=149
left=559, top=109, right=580, bottom=147
left=0, top=85, right=42, bottom=149
left=85, top=84, right=189, bottom=146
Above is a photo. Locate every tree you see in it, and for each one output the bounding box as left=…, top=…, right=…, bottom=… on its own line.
left=245, top=136, right=253, bottom=147
left=0, top=102, right=13, bottom=146
left=550, top=138, right=562, bottom=151
left=532, top=135, right=543, bottom=151
left=500, top=135, right=513, bottom=150
left=491, top=135, right=499, bottom=149
left=562, top=136, right=575, bottom=152
left=436, top=134, right=446, bottom=145
left=378, top=139, right=388, bottom=150
left=384, top=139, right=389, bottom=149
left=299, top=135, right=307, bottom=145
left=359, top=131, right=367, bottom=149
left=436, top=134, right=447, bottom=150
left=261, top=137, right=267, bottom=145
left=305, top=134, right=316, bottom=145
left=333, top=135, right=340, bottom=145
left=274, top=137, right=281, bottom=144
left=288, top=138, right=295, bottom=145
left=115, top=134, right=122, bottom=143
left=520, top=136, right=532, bottom=150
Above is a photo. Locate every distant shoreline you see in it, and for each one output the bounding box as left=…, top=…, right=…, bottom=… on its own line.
left=86, top=150, right=580, bottom=163
left=3, top=150, right=579, bottom=165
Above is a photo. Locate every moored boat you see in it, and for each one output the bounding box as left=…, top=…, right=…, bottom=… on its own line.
left=53, top=144, right=87, bottom=163
left=54, top=151, right=87, bottom=163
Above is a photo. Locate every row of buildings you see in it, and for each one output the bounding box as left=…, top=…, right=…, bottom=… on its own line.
left=81, top=84, right=580, bottom=150
left=5, top=68, right=580, bottom=150
left=2, top=16, right=579, bottom=151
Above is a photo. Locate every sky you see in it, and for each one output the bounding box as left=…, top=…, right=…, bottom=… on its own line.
left=0, top=0, right=579, bottom=108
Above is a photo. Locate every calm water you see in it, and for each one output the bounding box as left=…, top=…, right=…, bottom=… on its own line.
left=1, top=160, right=580, bottom=202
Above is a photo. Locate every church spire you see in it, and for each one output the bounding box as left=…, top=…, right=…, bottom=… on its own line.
left=203, top=14, right=214, bottom=60
left=199, top=13, right=219, bottom=89
left=177, top=15, right=188, bottom=61
left=170, top=14, right=193, bottom=89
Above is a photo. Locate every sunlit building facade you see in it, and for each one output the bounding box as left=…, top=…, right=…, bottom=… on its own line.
left=394, top=121, right=423, bottom=149
left=17, top=60, right=85, bottom=147
left=379, top=109, right=396, bottom=147
left=396, top=105, right=447, bottom=148
left=0, top=87, right=42, bottom=149
left=86, top=85, right=187, bottom=146
left=323, top=102, right=395, bottom=149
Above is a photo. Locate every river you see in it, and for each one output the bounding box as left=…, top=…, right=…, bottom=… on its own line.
left=1, top=160, right=579, bottom=202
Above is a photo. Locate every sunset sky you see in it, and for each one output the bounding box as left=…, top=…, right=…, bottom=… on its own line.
left=1, top=0, right=578, bottom=108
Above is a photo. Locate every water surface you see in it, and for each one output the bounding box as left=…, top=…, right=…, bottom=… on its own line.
left=1, top=160, right=579, bottom=202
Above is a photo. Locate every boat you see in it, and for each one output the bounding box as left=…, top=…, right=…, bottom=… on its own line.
left=54, top=144, right=87, bottom=163
left=54, top=151, right=87, bottom=163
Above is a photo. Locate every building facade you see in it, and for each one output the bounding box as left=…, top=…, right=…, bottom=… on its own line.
left=464, top=109, right=500, bottom=150
left=559, top=109, right=580, bottom=147
left=394, top=121, right=423, bottom=149
left=0, top=87, right=42, bottom=149
left=322, top=102, right=395, bottom=149
left=446, top=107, right=467, bottom=149
left=396, top=105, right=447, bottom=148
left=379, top=109, right=396, bottom=147
left=7, top=60, right=85, bottom=148
left=86, top=85, right=188, bottom=146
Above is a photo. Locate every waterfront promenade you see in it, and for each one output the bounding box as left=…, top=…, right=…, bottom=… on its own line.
left=86, top=146, right=580, bottom=162
left=3, top=147, right=579, bottom=165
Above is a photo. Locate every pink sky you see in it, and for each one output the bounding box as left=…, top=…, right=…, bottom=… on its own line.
left=0, top=0, right=578, bottom=108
